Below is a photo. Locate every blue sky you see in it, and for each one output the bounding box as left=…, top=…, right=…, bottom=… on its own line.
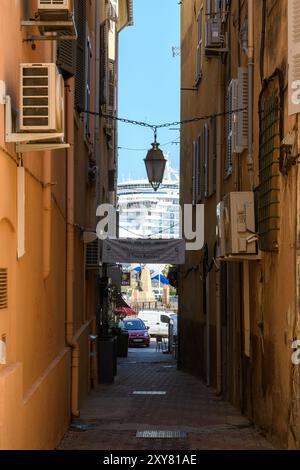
left=118, top=0, right=180, bottom=182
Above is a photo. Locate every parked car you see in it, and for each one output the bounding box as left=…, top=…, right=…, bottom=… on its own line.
left=122, top=318, right=150, bottom=347
left=137, top=310, right=170, bottom=337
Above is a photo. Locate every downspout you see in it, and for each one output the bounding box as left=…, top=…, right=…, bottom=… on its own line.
left=216, top=59, right=224, bottom=395
left=43, top=151, right=51, bottom=279
left=247, top=0, right=254, bottom=189
left=66, top=79, right=80, bottom=417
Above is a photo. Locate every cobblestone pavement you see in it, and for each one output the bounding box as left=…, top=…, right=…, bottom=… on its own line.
left=59, top=341, right=275, bottom=450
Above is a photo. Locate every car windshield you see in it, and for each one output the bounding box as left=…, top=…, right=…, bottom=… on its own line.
left=123, top=319, right=146, bottom=330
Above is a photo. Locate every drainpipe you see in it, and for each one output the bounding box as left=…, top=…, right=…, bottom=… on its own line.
left=247, top=0, right=254, bottom=189
left=65, top=79, right=80, bottom=418
left=43, top=151, right=51, bottom=279
left=216, top=59, right=224, bottom=395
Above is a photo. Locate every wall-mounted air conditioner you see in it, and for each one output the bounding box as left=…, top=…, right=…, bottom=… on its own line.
left=38, top=0, right=73, bottom=14
left=205, top=18, right=224, bottom=48
left=221, top=192, right=256, bottom=257
left=20, top=63, right=64, bottom=133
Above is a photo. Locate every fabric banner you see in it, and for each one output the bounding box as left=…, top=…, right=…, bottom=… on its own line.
left=102, top=238, right=185, bottom=264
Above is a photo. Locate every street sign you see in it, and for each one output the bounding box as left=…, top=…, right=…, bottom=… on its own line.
left=102, top=238, right=185, bottom=264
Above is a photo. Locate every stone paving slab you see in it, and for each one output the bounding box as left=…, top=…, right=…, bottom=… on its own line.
left=59, top=343, right=275, bottom=450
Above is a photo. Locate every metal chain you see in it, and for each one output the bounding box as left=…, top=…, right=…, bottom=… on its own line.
left=82, top=107, right=247, bottom=131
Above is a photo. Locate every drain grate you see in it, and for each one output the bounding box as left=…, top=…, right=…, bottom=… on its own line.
left=133, top=391, right=167, bottom=395
left=136, top=430, right=187, bottom=439
left=70, top=420, right=98, bottom=432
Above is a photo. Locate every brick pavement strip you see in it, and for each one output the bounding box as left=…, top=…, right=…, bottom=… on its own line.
left=59, top=344, right=275, bottom=450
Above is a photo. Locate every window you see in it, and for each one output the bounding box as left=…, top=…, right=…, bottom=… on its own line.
left=100, top=21, right=108, bottom=107
left=258, top=71, right=282, bottom=251
left=192, top=125, right=210, bottom=204
left=74, top=0, right=86, bottom=112
left=196, top=6, right=203, bottom=83
left=84, top=28, right=92, bottom=140
left=161, top=315, right=170, bottom=324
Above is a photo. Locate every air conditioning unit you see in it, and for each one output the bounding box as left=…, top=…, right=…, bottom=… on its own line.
left=205, top=18, right=224, bottom=48
left=221, top=192, right=256, bottom=256
left=38, top=0, right=73, bottom=16
left=20, top=63, right=65, bottom=133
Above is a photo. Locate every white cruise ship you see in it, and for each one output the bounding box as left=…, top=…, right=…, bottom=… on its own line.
left=117, top=162, right=180, bottom=239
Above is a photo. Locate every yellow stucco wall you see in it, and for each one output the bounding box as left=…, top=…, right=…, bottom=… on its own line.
left=180, top=0, right=297, bottom=447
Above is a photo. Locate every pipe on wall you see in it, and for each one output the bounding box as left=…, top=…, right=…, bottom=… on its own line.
left=215, top=59, right=224, bottom=395
left=247, top=0, right=254, bottom=189
left=65, top=77, right=80, bottom=418
left=43, top=151, right=51, bottom=279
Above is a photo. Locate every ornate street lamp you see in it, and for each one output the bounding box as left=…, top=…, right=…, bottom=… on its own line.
left=144, top=128, right=167, bottom=191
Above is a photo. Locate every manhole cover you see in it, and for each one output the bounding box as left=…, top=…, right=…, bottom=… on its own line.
left=136, top=431, right=187, bottom=439
left=133, top=391, right=167, bottom=395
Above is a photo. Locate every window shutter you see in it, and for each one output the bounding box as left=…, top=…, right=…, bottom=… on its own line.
left=196, top=7, right=203, bottom=81
left=192, top=140, right=198, bottom=205
left=74, top=0, right=86, bottom=111
left=226, top=80, right=235, bottom=175
left=100, top=21, right=108, bottom=107
left=211, top=115, right=217, bottom=193
left=57, top=39, right=76, bottom=80
left=204, top=123, right=209, bottom=197
left=236, top=67, right=248, bottom=152
left=288, top=0, right=300, bottom=115
left=108, top=60, right=116, bottom=110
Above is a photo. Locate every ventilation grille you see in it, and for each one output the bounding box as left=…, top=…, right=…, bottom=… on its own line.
left=21, top=66, right=49, bottom=128
left=0, top=269, right=8, bottom=310
left=39, top=0, right=70, bottom=8
left=86, top=240, right=99, bottom=269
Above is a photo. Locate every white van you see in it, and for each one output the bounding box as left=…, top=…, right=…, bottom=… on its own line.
left=137, top=310, right=170, bottom=337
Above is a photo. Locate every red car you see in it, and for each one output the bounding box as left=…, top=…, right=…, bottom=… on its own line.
left=122, top=318, right=150, bottom=347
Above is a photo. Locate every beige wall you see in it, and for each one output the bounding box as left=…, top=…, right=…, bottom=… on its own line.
left=180, top=0, right=298, bottom=447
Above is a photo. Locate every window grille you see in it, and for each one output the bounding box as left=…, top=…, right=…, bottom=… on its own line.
left=258, top=71, right=283, bottom=251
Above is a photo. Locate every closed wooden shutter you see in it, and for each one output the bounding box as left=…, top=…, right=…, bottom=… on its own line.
left=192, top=140, right=198, bottom=206
left=74, top=0, right=86, bottom=111
left=100, top=21, right=108, bottom=107
left=288, top=0, right=300, bottom=115
left=57, top=39, right=76, bottom=80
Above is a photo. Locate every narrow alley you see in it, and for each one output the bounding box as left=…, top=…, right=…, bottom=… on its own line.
left=59, top=342, right=274, bottom=451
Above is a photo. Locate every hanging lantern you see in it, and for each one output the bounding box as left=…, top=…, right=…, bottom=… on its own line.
left=144, top=137, right=167, bottom=191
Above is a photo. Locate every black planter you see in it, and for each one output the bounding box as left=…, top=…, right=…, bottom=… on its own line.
left=117, top=331, right=129, bottom=357
left=97, top=337, right=115, bottom=384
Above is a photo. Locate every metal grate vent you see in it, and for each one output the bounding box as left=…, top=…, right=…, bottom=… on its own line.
left=39, top=0, right=69, bottom=8
left=136, top=431, right=187, bottom=439
left=86, top=239, right=99, bottom=269
left=0, top=269, right=8, bottom=310
left=21, top=66, right=49, bottom=128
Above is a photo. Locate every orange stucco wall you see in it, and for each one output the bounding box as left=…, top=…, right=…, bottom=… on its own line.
left=0, top=0, right=99, bottom=449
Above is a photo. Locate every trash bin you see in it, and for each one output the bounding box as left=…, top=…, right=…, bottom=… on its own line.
left=117, top=331, right=129, bottom=357
left=97, top=336, right=115, bottom=384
